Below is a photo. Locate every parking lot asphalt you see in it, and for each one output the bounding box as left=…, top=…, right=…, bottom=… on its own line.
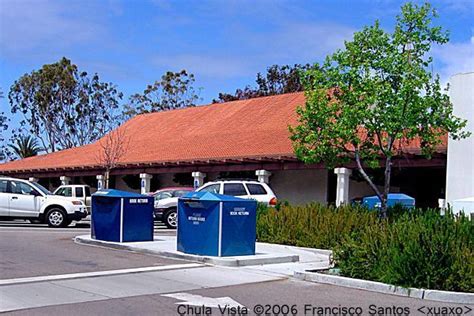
left=1, top=221, right=472, bottom=315
left=0, top=221, right=180, bottom=280
left=3, top=277, right=471, bottom=316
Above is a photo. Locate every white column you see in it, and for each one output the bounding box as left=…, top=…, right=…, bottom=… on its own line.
left=96, top=175, right=105, bottom=190
left=439, top=198, right=446, bottom=216
left=192, top=171, right=206, bottom=189
left=255, top=169, right=272, bottom=184
left=140, top=173, right=153, bottom=194
left=60, top=176, right=71, bottom=186
left=334, top=168, right=352, bottom=207
left=28, top=177, right=38, bottom=183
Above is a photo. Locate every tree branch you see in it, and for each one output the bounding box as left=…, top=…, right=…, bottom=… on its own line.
left=354, top=149, right=383, bottom=201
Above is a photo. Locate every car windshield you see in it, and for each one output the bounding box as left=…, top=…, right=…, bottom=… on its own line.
left=173, top=190, right=191, bottom=197
left=154, top=191, right=173, bottom=201
left=198, top=184, right=220, bottom=194
left=32, top=182, right=51, bottom=195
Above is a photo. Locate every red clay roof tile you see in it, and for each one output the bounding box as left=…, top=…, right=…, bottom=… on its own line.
left=0, top=92, right=446, bottom=173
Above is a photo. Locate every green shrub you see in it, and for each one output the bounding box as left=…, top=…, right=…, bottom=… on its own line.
left=256, top=203, right=378, bottom=249
left=256, top=203, right=473, bottom=292
left=333, top=210, right=473, bottom=292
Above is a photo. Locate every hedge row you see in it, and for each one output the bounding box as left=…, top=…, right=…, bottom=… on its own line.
left=256, top=204, right=473, bottom=292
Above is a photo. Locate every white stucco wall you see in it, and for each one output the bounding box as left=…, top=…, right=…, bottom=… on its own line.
left=270, top=169, right=328, bottom=205
left=446, top=72, right=474, bottom=203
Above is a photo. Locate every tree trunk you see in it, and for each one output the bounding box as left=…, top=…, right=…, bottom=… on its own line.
left=49, top=130, right=55, bottom=153
left=105, top=170, right=110, bottom=189
left=354, top=150, right=384, bottom=205
left=381, top=156, right=392, bottom=219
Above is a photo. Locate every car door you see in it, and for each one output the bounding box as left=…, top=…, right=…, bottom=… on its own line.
left=0, top=179, right=9, bottom=216
left=84, top=186, right=92, bottom=210
left=222, top=183, right=250, bottom=199
left=154, top=191, right=173, bottom=208
left=8, top=180, right=41, bottom=218
left=75, top=187, right=85, bottom=204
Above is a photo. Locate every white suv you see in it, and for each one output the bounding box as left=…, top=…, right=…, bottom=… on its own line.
left=196, top=180, right=278, bottom=206
left=0, top=177, right=88, bottom=227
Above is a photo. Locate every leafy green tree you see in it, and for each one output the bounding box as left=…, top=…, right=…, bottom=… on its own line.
left=123, top=70, right=200, bottom=118
left=8, top=135, right=42, bottom=159
left=214, top=64, right=312, bottom=103
left=290, top=3, right=469, bottom=217
left=0, top=89, right=10, bottom=161
left=9, top=57, right=123, bottom=153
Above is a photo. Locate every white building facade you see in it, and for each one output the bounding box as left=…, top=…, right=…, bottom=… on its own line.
left=446, top=72, right=474, bottom=214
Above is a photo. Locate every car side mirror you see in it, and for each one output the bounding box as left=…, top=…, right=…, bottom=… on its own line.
left=31, top=190, right=41, bottom=197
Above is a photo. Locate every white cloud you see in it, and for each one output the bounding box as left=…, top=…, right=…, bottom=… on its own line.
left=150, top=22, right=355, bottom=79
left=440, top=0, right=474, bottom=16
left=147, top=0, right=355, bottom=79
left=0, top=0, right=106, bottom=59
left=152, top=54, right=255, bottom=79
left=432, top=39, right=474, bottom=85
left=257, top=22, right=355, bottom=62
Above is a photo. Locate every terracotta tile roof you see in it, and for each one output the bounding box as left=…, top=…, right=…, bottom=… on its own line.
left=0, top=92, right=447, bottom=173
left=0, top=93, right=304, bottom=173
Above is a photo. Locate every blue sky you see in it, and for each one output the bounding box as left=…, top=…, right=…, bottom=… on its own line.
left=0, top=0, right=473, bottom=130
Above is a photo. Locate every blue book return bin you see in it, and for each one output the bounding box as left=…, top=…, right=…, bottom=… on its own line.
left=177, top=191, right=257, bottom=257
left=362, top=193, right=415, bottom=210
left=91, top=189, right=154, bottom=242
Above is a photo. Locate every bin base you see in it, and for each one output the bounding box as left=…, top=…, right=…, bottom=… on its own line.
left=75, top=235, right=300, bottom=267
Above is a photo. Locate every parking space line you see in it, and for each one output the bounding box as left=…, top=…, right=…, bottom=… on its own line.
left=0, top=227, right=175, bottom=233
left=0, top=263, right=204, bottom=286
left=0, top=229, right=90, bottom=233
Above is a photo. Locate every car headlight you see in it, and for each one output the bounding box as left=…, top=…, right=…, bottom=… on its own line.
left=72, top=200, right=83, bottom=205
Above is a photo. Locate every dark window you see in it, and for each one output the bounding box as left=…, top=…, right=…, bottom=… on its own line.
left=75, top=187, right=84, bottom=197
left=56, top=187, right=72, bottom=197
left=0, top=180, right=8, bottom=193
left=223, top=183, right=247, bottom=196
left=246, top=183, right=267, bottom=195
left=85, top=186, right=91, bottom=197
left=10, top=181, right=36, bottom=195
left=199, top=184, right=220, bottom=194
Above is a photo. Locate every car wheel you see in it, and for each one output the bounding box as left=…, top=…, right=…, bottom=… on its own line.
left=164, top=208, right=177, bottom=229
left=46, top=208, right=67, bottom=228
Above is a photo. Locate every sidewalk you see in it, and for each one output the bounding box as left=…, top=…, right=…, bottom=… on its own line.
left=75, top=235, right=331, bottom=277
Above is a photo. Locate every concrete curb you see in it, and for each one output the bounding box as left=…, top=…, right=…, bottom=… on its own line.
left=75, top=236, right=299, bottom=267
left=258, top=242, right=333, bottom=257
left=423, top=289, right=474, bottom=304
left=294, top=271, right=474, bottom=304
